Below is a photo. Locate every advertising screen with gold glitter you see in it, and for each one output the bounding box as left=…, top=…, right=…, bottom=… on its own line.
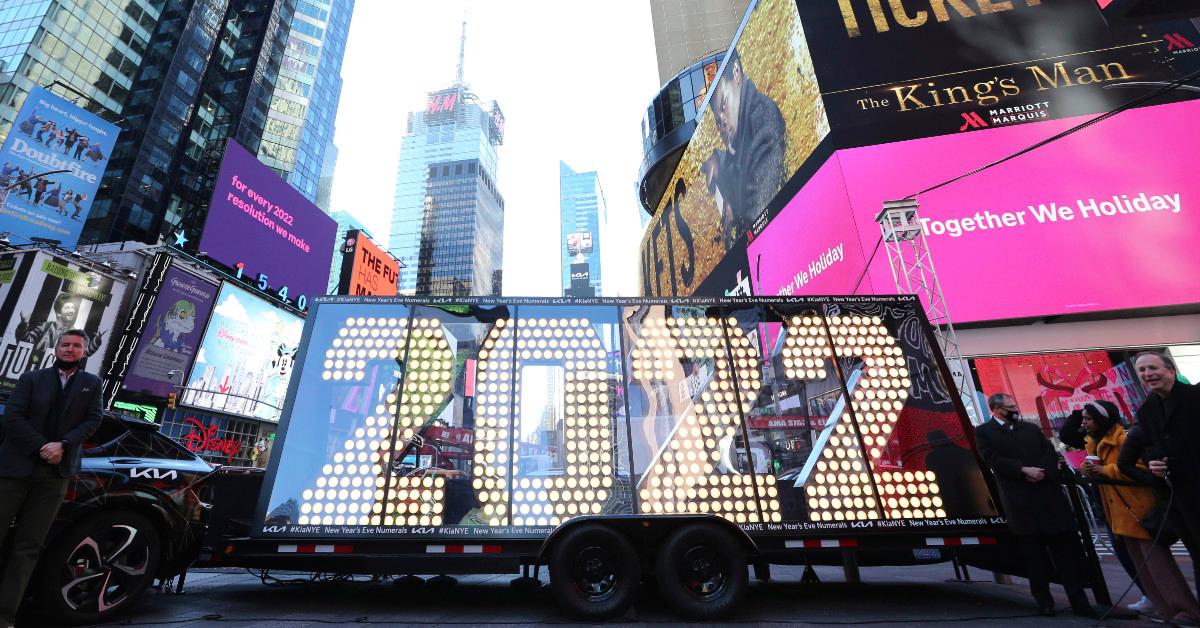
left=639, top=0, right=829, bottom=297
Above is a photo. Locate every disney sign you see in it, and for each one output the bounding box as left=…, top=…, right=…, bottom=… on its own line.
left=181, top=417, right=243, bottom=463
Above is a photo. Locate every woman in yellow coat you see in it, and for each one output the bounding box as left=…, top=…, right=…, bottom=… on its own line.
left=1080, top=400, right=1200, bottom=625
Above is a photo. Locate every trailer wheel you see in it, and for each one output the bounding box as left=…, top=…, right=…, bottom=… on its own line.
left=654, top=523, right=747, bottom=619
left=547, top=523, right=640, bottom=620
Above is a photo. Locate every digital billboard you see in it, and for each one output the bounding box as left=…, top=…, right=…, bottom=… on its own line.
left=121, top=264, right=219, bottom=398
left=0, top=249, right=127, bottom=391
left=181, top=282, right=304, bottom=422
left=0, top=86, right=120, bottom=248
left=796, top=1, right=1200, bottom=148
left=337, top=229, right=398, bottom=296
left=198, top=141, right=337, bottom=306
left=639, top=0, right=830, bottom=297
left=641, top=0, right=1200, bottom=321
left=838, top=99, right=1200, bottom=322
left=747, top=155, right=875, bottom=298
left=565, top=231, right=593, bottom=255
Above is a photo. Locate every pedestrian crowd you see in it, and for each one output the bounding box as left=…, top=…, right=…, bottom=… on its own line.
left=978, top=351, right=1200, bottom=625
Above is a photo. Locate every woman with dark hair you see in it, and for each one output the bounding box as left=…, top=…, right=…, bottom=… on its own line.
left=1080, top=399, right=1200, bottom=625
left=1060, top=407, right=1147, bottom=610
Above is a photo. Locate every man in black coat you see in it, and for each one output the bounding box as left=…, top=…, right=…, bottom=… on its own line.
left=0, top=330, right=103, bottom=628
left=1118, top=351, right=1200, bottom=599
left=975, top=393, right=1096, bottom=617
left=701, top=49, right=786, bottom=250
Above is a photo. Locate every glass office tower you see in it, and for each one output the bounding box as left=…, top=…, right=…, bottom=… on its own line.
left=389, top=82, right=504, bottom=295
left=257, top=0, right=353, bottom=206
left=0, top=0, right=160, bottom=139
left=82, top=0, right=292, bottom=246
left=415, top=156, right=504, bottom=296
left=559, top=161, right=606, bottom=297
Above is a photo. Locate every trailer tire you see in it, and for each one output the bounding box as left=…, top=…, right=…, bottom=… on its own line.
left=654, top=523, right=747, bottom=619
left=547, top=523, right=640, bottom=620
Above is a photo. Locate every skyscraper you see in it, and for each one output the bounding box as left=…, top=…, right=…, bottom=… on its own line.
left=559, top=161, right=606, bottom=297
left=315, top=142, right=338, bottom=211
left=649, top=0, right=748, bottom=85
left=83, top=0, right=293, bottom=246
left=388, top=22, right=505, bottom=295
left=0, top=0, right=160, bottom=139
left=257, top=0, right=353, bottom=207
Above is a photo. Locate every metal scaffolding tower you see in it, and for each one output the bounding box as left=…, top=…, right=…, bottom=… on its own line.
left=875, top=199, right=984, bottom=424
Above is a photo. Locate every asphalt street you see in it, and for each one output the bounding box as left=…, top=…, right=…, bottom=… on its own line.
left=31, top=552, right=1189, bottom=628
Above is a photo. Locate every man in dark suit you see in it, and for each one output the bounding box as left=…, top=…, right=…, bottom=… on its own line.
left=975, top=393, right=1096, bottom=617
left=0, top=330, right=103, bottom=628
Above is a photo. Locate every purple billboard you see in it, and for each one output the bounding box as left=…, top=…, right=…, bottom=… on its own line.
left=121, top=265, right=218, bottom=398
left=198, top=141, right=336, bottom=305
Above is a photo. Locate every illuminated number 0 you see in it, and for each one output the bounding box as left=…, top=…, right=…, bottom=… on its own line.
left=473, top=317, right=615, bottom=526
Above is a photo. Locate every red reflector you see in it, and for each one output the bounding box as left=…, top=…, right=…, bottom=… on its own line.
left=225, top=545, right=234, bottom=554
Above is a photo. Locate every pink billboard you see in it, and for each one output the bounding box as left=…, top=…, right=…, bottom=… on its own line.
left=748, top=156, right=876, bottom=297
left=754, top=99, right=1200, bottom=323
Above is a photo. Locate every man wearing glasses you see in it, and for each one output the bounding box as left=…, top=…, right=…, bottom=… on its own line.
left=975, top=393, right=1097, bottom=618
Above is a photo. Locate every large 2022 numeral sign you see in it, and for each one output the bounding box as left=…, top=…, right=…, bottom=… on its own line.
left=294, top=312, right=943, bottom=527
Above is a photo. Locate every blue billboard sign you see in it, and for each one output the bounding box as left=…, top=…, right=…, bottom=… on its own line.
left=0, top=86, right=120, bottom=248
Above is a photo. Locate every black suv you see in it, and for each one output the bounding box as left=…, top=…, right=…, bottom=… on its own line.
left=4, top=411, right=216, bottom=625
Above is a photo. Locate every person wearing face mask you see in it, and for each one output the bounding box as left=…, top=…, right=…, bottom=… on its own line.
left=1080, top=399, right=1200, bottom=625
left=975, top=393, right=1098, bottom=618
left=1119, top=351, right=1200, bottom=600
left=0, top=330, right=103, bottom=628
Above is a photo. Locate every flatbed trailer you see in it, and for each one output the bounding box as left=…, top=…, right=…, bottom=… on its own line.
left=197, top=295, right=1104, bottom=619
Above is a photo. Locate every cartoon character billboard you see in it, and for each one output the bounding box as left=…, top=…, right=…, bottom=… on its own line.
left=0, top=86, right=120, bottom=248
left=181, top=282, right=303, bottom=422
left=0, top=249, right=127, bottom=391
left=121, top=264, right=219, bottom=398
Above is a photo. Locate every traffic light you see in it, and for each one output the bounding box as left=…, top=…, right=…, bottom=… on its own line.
left=167, top=392, right=177, bottom=409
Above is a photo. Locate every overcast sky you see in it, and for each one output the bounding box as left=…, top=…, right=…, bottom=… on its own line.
left=327, top=1, right=660, bottom=296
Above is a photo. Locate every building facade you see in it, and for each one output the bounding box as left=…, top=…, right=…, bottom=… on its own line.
left=648, top=0, right=747, bottom=85
left=82, top=0, right=293, bottom=247
left=414, top=155, right=503, bottom=296
left=257, top=0, right=353, bottom=206
left=0, top=0, right=159, bottom=140
left=388, top=82, right=504, bottom=295
left=559, top=161, right=605, bottom=297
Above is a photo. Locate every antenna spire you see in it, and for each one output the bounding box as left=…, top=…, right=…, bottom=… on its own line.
left=455, top=17, right=467, bottom=86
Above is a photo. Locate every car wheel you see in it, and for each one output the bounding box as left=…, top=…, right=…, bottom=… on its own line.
left=547, top=523, right=640, bottom=620
left=35, top=510, right=161, bottom=625
left=654, top=523, right=747, bottom=619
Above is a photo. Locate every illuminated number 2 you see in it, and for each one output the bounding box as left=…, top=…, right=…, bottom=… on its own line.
left=473, top=317, right=615, bottom=526
left=298, top=317, right=454, bottom=526
left=787, top=315, right=945, bottom=522
left=632, top=316, right=782, bottom=524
